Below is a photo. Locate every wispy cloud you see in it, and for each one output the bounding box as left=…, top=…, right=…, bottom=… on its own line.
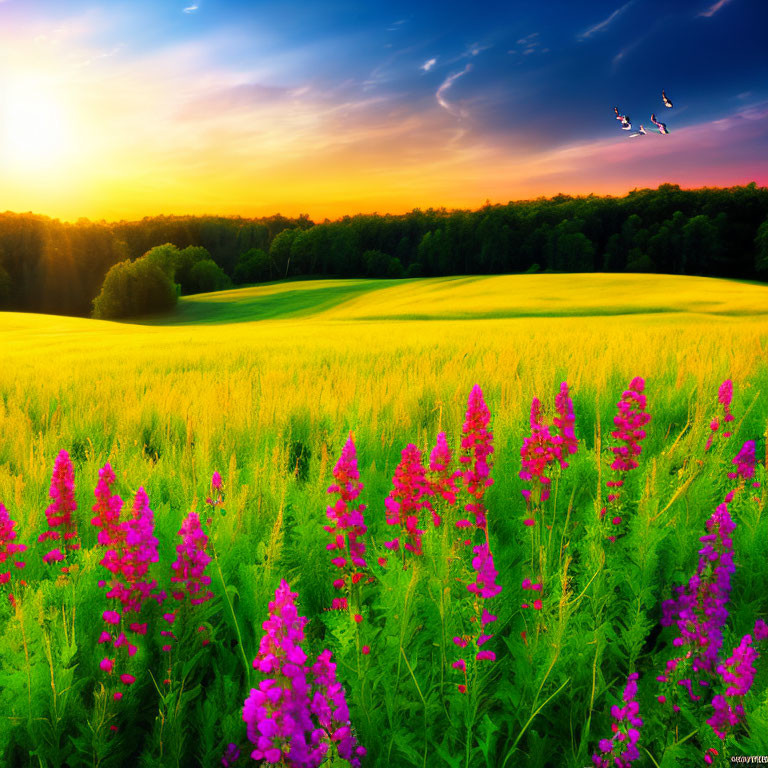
left=436, top=63, right=471, bottom=117
left=579, top=1, right=633, bottom=40
left=421, top=57, right=437, bottom=72
left=183, top=4, right=199, bottom=14
left=698, top=0, right=733, bottom=17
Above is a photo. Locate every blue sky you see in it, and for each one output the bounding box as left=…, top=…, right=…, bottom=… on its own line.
left=1, top=0, right=766, bottom=219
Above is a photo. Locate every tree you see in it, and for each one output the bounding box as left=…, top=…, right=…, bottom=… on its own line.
left=755, top=217, right=768, bottom=278
left=187, top=259, right=232, bottom=294
left=0, top=263, right=12, bottom=307
left=234, top=248, right=271, bottom=284
left=362, top=250, right=391, bottom=278
left=92, top=258, right=177, bottom=319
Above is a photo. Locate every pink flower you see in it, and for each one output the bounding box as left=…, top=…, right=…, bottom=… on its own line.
left=460, top=385, right=494, bottom=530
left=120, top=673, right=136, bottom=685
left=385, top=444, right=429, bottom=556
left=100, top=658, right=115, bottom=672
left=426, top=432, right=460, bottom=517
left=40, top=451, right=79, bottom=563
left=325, top=436, right=368, bottom=610
left=171, top=512, right=213, bottom=606
left=0, top=503, right=27, bottom=593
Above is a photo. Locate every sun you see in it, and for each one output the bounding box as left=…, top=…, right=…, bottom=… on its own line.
left=1, top=77, right=74, bottom=174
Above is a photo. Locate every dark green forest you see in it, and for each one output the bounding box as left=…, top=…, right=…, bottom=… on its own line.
left=2, top=183, right=768, bottom=318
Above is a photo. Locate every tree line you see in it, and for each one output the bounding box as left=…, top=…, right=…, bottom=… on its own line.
left=1, top=184, right=768, bottom=319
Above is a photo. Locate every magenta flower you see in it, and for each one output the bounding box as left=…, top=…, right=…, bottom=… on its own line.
left=460, top=385, right=494, bottom=531
left=212, top=471, right=223, bottom=490
left=706, top=379, right=735, bottom=450
left=467, top=543, right=502, bottom=600
left=519, top=384, right=575, bottom=510
left=170, top=512, right=213, bottom=606
left=707, top=632, right=760, bottom=739
left=426, top=432, right=461, bottom=524
left=39, top=450, right=80, bottom=565
left=592, top=673, right=643, bottom=768
left=0, top=502, right=26, bottom=606
left=91, top=463, right=123, bottom=548
left=599, top=377, right=651, bottom=532
left=728, top=440, right=756, bottom=482
left=453, top=543, right=502, bottom=691
left=243, top=581, right=364, bottom=767
left=384, top=443, right=430, bottom=556
left=553, top=382, right=578, bottom=460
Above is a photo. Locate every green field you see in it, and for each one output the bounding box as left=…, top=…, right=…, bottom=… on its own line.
left=1, top=274, right=767, bottom=767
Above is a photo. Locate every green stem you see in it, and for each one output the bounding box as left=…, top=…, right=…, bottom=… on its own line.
left=502, top=678, right=570, bottom=767
left=213, top=549, right=250, bottom=688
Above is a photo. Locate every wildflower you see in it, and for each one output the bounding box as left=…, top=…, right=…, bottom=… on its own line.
left=171, top=512, right=213, bottom=605
left=384, top=443, right=429, bottom=555
left=39, top=450, right=80, bottom=565
left=719, top=380, right=735, bottom=437
left=519, top=387, right=572, bottom=511
left=325, top=436, right=368, bottom=604
left=661, top=502, right=734, bottom=675
left=212, top=471, right=223, bottom=491
left=599, top=378, right=650, bottom=531
left=553, top=382, right=578, bottom=461
left=467, top=543, right=502, bottom=599
left=460, top=385, right=494, bottom=531
left=222, top=743, right=240, bottom=767
left=707, top=633, right=760, bottom=739
left=243, top=580, right=364, bottom=768
left=116, top=488, right=159, bottom=613
left=0, top=503, right=27, bottom=602
left=426, top=432, right=460, bottom=524
left=592, top=673, right=643, bottom=768
left=609, top=378, right=650, bottom=473
left=91, top=463, right=123, bottom=547
left=728, top=440, right=756, bottom=482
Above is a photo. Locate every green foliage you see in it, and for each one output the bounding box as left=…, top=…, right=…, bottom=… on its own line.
left=92, top=258, right=177, bottom=319
left=187, top=259, right=232, bottom=294
left=233, top=248, right=271, bottom=284
left=755, top=217, right=768, bottom=276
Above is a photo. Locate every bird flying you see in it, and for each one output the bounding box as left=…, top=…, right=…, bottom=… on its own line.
left=614, top=107, right=631, bottom=130
left=662, top=90, right=673, bottom=108
left=650, top=113, right=669, bottom=134
left=629, top=124, right=647, bottom=137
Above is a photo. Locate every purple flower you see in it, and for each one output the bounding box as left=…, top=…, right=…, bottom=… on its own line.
left=592, top=673, right=643, bottom=768
left=707, top=633, right=760, bottom=738
left=243, top=581, right=363, bottom=767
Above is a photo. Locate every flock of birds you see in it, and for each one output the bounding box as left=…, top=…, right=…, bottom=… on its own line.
left=613, top=90, right=673, bottom=137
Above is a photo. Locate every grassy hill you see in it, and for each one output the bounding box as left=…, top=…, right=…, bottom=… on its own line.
left=135, top=274, right=768, bottom=325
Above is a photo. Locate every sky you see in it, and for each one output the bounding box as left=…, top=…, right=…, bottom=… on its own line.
left=0, top=0, right=767, bottom=222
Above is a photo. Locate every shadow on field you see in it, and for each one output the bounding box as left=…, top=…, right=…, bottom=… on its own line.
left=133, top=279, right=410, bottom=326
